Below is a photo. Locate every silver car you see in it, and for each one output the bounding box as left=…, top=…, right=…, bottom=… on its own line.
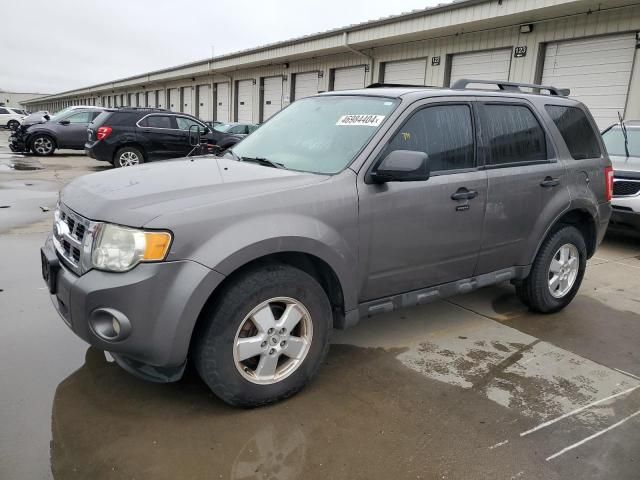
left=602, top=121, right=640, bottom=231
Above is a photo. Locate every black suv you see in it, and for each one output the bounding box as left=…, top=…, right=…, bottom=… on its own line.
left=85, top=108, right=215, bottom=167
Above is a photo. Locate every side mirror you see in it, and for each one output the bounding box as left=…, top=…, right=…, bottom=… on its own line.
left=370, top=150, right=430, bottom=183
left=188, top=125, right=201, bottom=147
left=58, top=119, right=70, bottom=125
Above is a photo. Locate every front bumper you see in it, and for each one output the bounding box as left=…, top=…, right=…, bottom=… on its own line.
left=8, top=133, right=28, bottom=152
left=42, top=235, right=225, bottom=377
left=610, top=194, right=640, bottom=231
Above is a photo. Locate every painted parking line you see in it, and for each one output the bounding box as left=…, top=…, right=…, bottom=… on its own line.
left=546, top=409, right=640, bottom=461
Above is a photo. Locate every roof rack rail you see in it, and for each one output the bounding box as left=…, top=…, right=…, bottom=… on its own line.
left=451, top=79, right=570, bottom=96
left=367, top=83, right=437, bottom=89
left=114, top=107, right=169, bottom=111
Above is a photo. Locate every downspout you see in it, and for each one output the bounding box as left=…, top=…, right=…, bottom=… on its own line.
left=343, top=31, right=374, bottom=84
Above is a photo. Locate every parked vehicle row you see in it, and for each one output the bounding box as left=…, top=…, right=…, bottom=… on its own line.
left=8, top=105, right=258, bottom=165
left=41, top=80, right=613, bottom=407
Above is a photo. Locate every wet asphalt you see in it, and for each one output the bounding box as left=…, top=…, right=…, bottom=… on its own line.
left=0, top=129, right=638, bottom=480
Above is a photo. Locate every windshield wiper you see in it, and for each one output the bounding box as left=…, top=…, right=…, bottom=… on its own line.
left=241, top=157, right=286, bottom=169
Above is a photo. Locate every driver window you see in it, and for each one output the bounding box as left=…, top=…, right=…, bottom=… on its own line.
left=383, top=104, right=475, bottom=172
left=66, top=112, right=93, bottom=124
left=176, top=116, right=202, bottom=131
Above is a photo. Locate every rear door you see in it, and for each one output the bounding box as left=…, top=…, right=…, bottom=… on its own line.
left=359, top=99, right=488, bottom=301
left=474, top=99, right=569, bottom=274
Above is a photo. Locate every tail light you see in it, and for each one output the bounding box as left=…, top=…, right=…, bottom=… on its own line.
left=96, top=126, right=112, bottom=141
left=604, top=166, right=614, bottom=202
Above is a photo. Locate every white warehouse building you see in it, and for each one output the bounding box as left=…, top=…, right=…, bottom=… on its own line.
left=23, top=0, right=640, bottom=129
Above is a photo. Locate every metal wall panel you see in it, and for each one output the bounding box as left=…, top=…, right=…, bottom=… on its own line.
left=541, top=33, right=637, bottom=128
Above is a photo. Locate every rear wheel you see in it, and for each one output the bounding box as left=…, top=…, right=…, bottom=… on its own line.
left=31, top=135, right=55, bottom=156
left=114, top=146, right=144, bottom=167
left=516, top=225, right=587, bottom=313
left=194, top=264, right=332, bottom=407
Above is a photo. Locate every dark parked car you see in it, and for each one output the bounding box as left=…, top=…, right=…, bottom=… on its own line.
left=207, top=122, right=259, bottom=153
left=42, top=80, right=612, bottom=407
left=9, top=107, right=104, bottom=155
left=85, top=108, right=216, bottom=167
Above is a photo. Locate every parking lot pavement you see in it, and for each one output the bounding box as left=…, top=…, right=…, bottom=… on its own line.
left=1, top=128, right=639, bottom=479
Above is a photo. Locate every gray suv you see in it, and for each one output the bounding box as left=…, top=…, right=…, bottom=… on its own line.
left=41, top=80, right=612, bottom=407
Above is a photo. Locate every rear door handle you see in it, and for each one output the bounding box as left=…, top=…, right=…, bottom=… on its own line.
left=540, top=176, right=560, bottom=187
left=451, top=188, right=478, bottom=201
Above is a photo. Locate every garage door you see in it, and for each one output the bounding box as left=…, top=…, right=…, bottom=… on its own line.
left=157, top=90, right=165, bottom=109
left=293, top=72, right=319, bottom=100
left=216, top=83, right=230, bottom=122
left=383, top=59, right=427, bottom=85
left=262, top=76, right=283, bottom=121
left=236, top=80, right=254, bottom=123
left=197, top=85, right=211, bottom=121
left=182, top=87, right=193, bottom=115
left=146, top=91, right=156, bottom=108
left=168, top=88, right=179, bottom=111
left=449, top=49, right=512, bottom=87
left=541, top=33, right=636, bottom=129
left=333, top=66, right=366, bottom=91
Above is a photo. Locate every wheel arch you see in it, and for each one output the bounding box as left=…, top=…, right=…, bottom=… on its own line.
left=29, top=130, right=58, bottom=149
left=532, top=208, right=598, bottom=262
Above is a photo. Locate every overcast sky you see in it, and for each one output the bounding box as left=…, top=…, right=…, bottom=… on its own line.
left=2, top=0, right=440, bottom=94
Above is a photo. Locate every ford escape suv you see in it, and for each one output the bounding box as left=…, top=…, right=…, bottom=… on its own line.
left=41, top=80, right=612, bottom=407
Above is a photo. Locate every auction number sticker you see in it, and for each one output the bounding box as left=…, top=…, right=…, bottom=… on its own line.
left=336, top=114, right=385, bottom=126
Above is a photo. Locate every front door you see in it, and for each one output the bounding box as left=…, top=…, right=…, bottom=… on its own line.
left=359, top=101, right=488, bottom=301
left=58, top=111, right=99, bottom=148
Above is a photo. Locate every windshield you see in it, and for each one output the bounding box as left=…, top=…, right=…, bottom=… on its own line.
left=603, top=126, right=640, bottom=157
left=231, top=96, right=399, bottom=174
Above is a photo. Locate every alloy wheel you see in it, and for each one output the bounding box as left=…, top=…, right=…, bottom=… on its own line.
left=118, top=151, right=140, bottom=167
left=548, top=243, right=579, bottom=298
left=33, top=137, right=53, bottom=155
left=233, top=297, right=313, bottom=385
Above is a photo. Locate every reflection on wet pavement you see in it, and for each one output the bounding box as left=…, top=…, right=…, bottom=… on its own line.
left=50, top=347, right=560, bottom=480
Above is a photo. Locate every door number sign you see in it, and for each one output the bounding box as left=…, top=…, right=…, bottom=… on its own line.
left=514, top=46, right=527, bottom=58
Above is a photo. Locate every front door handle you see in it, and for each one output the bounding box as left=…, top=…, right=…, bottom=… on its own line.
left=451, top=188, right=478, bottom=201
left=540, top=176, right=560, bottom=187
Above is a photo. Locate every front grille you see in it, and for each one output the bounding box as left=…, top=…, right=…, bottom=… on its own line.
left=53, top=204, right=93, bottom=275
left=613, top=179, right=640, bottom=197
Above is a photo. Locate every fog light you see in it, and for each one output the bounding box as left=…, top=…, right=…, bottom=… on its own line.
left=89, top=307, right=131, bottom=342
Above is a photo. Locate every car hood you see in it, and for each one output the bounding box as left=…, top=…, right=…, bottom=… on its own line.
left=610, top=155, right=640, bottom=178
left=61, top=156, right=328, bottom=227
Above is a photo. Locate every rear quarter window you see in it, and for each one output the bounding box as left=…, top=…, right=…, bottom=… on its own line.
left=545, top=105, right=601, bottom=159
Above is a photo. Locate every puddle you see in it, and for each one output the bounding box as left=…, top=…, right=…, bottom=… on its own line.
left=10, top=158, right=44, bottom=171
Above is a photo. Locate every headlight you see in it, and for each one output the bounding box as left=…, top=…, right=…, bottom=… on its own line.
left=91, top=224, right=172, bottom=272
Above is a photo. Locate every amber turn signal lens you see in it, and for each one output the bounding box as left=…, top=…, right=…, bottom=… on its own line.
left=143, top=232, right=172, bottom=261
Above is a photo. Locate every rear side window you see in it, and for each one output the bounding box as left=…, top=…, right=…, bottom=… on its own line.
left=480, top=104, right=547, bottom=165
left=141, top=115, right=173, bottom=129
left=545, top=105, right=601, bottom=159
left=384, top=104, right=475, bottom=172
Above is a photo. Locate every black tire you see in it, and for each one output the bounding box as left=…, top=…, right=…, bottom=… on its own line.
left=114, top=146, right=144, bottom=168
left=517, top=225, right=587, bottom=313
left=30, top=134, right=55, bottom=156
left=194, top=264, right=332, bottom=407
left=7, top=120, right=19, bottom=131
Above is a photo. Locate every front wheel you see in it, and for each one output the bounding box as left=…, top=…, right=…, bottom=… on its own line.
left=516, top=225, right=587, bottom=313
left=114, top=146, right=144, bottom=167
left=31, top=135, right=55, bottom=156
left=194, top=264, right=332, bottom=407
